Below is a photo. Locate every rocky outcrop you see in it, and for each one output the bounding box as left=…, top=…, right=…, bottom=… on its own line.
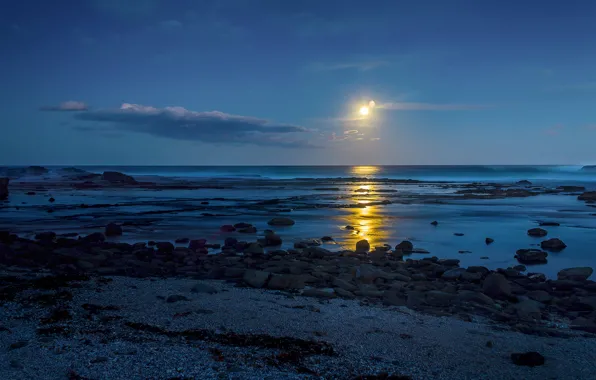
left=0, top=177, right=8, bottom=199
left=101, top=171, right=137, bottom=184
left=578, top=191, right=596, bottom=201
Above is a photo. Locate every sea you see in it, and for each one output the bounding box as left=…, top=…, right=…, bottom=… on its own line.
left=2, top=165, right=596, bottom=278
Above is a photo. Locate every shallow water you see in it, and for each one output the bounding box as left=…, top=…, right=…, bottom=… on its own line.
left=1, top=165, right=596, bottom=278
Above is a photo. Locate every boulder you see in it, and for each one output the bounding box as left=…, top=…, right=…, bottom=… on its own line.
left=395, top=240, right=414, bottom=253
left=238, top=226, right=257, bottom=233
left=224, top=237, right=238, bottom=247
left=81, top=232, right=106, bottom=243
left=188, top=239, right=207, bottom=251
left=527, top=228, right=547, bottom=237
left=461, top=271, right=483, bottom=282
left=264, top=233, right=282, bottom=246
left=578, top=191, right=596, bottom=201
left=425, top=291, right=456, bottom=307
left=482, top=273, right=511, bottom=298
left=467, top=266, right=490, bottom=276
left=0, top=178, right=8, bottom=200
left=243, top=270, right=270, bottom=288
left=442, top=268, right=467, bottom=281
left=485, top=237, right=494, bottom=245
left=514, top=299, right=543, bottom=321
left=244, top=243, right=264, bottom=256
left=234, top=222, right=253, bottom=229
left=355, top=239, right=370, bottom=252
left=515, top=249, right=548, bottom=264
left=334, top=288, right=356, bottom=299
left=267, top=217, right=295, bottom=226
left=430, top=221, right=439, bottom=226
left=456, top=290, right=494, bottom=305
left=526, top=290, right=552, bottom=303
left=294, top=239, right=321, bottom=248
left=155, top=242, right=174, bottom=253
left=220, top=225, right=236, bottom=232
left=332, top=278, right=358, bottom=292
left=102, top=171, right=137, bottom=184
left=557, top=267, right=593, bottom=281
left=267, top=274, right=305, bottom=290
left=540, top=238, right=567, bottom=251
left=382, top=291, right=407, bottom=306
left=105, top=223, right=123, bottom=236
left=303, top=246, right=330, bottom=259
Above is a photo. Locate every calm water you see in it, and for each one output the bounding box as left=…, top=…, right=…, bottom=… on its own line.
left=2, top=165, right=596, bottom=278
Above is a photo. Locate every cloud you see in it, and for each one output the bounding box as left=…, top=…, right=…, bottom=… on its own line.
left=74, top=103, right=318, bottom=148
left=376, top=102, right=489, bottom=111
left=160, top=20, right=183, bottom=29
left=309, top=60, right=389, bottom=72
left=40, top=101, right=89, bottom=112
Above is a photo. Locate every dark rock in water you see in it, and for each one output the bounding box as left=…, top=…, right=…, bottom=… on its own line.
left=48, top=197, right=55, bottom=203
left=166, top=295, right=189, bottom=303
left=395, top=240, right=414, bottom=253
left=27, top=166, right=49, bottom=175
left=188, top=239, right=206, bottom=250
left=81, top=232, right=106, bottom=243
left=430, top=221, right=438, bottom=226
left=345, top=225, right=355, bottom=230
left=578, top=191, right=596, bottom=201
left=0, top=178, right=9, bottom=200
left=234, top=222, right=253, bottom=229
left=558, top=267, right=593, bottom=281
left=35, top=231, right=56, bottom=241
left=200, top=201, right=209, bottom=205
left=264, top=233, right=282, bottom=246
left=485, top=237, right=494, bottom=245
left=515, top=249, right=548, bottom=264
left=356, top=239, right=370, bottom=252
left=238, top=226, right=257, bottom=233
left=268, top=217, right=295, bottom=226
left=527, top=228, right=547, bottom=237
left=540, top=238, right=567, bottom=251
left=321, top=236, right=334, bottom=242
left=26, top=191, right=35, bottom=195
left=516, top=180, right=532, bottom=186
left=510, top=352, right=545, bottom=367
left=539, top=221, right=560, bottom=227
left=175, top=237, right=190, bottom=244
left=224, top=237, right=238, bottom=247
left=482, top=273, right=511, bottom=298
left=245, top=243, right=264, bottom=256
left=557, top=186, right=585, bottom=192
left=155, top=242, right=174, bottom=253
left=105, top=223, right=123, bottom=236
left=454, top=233, right=464, bottom=237
left=220, top=225, right=236, bottom=232
left=102, top=171, right=137, bottom=184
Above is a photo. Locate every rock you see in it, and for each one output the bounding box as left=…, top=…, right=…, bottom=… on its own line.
left=515, top=249, right=548, bottom=264
left=382, top=291, right=406, bottom=306
left=395, top=240, right=414, bottom=253
left=513, top=265, right=526, bottom=272
left=345, top=225, right=355, bottom=230
left=482, top=273, right=511, bottom=298
left=224, top=268, right=245, bottom=278
left=578, top=191, right=596, bottom=201
left=35, top=231, right=56, bottom=241
left=539, top=221, right=560, bottom=227
left=264, top=233, right=282, bottom=246
left=456, top=290, right=494, bottom=305
left=102, top=171, right=137, bottom=184
left=191, top=282, right=218, bottom=294
left=332, top=278, right=357, bottom=292
left=439, top=259, right=460, bottom=266
left=515, top=299, right=543, bottom=321
left=234, top=222, right=253, bottom=229
left=267, top=274, right=305, bottom=290
left=81, top=232, right=106, bottom=243
left=155, top=242, right=174, bottom=253
left=558, top=267, right=593, bottom=281
left=175, top=237, right=190, bottom=244
left=27, top=166, right=49, bottom=175
left=430, top=220, right=438, bottom=226
left=526, top=290, right=552, bottom=303
left=267, top=217, right=295, bottom=226
left=485, top=237, right=494, bottom=245
left=0, top=178, right=8, bottom=200
left=243, top=270, right=270, bottom=288
left=220, top=225, right=236, bottom=232
left=188, top=239, right=207, bottom=250
left=294, top=239, right=322, bottom=248
left=527, top=228, right=547, bottom=237
left=48, top=197, right=55, bottom=203
left=224, top=237, right=238, bottom=247
left=454, top=233, right=464, bottom=236
left=540, top=238, right=567, bottom=251
left=356, top=239, right=370, bottom=252
left=166, top=295, right=189, bottom=303
left=105, top=223, right=123, bottom=236
left=425, top=291, right=456, bottom=307
left=303, top=246, right=330, bottom=259
left=407, top=291, right=425, bottom=308
left=511, top=352, right=545, bottom=367
left=321, top=236, right=334, bottom=242
left=238, top=226, right=257, bottom=233
left=461, top=271, right=483, bottom=282
left=334, top=288, right=356, bottom=299
left=467, top=266, right=490, bottom=275
left=442, top=268, right=467, bottom=280
left=302, top=288, right=336, bottom=299
left=244, top=243, right=264, bottom=256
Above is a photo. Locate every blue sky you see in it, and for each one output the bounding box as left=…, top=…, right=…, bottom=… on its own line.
left=1, top=0, right=595, bottom=165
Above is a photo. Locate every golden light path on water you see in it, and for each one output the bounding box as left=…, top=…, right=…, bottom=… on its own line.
left=339, top=166, right=391, bottom=248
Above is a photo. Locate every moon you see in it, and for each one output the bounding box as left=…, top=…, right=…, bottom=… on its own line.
left=359, top=106, right=369, bottom=116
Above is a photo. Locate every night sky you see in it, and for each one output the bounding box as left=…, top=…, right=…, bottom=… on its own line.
left=2, top=0, right=596, bottom=165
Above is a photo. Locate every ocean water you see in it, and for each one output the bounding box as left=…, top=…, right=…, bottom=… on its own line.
left=2, top=165, right=596, bottom=278
left=42, top=164, right=596, bottom=183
